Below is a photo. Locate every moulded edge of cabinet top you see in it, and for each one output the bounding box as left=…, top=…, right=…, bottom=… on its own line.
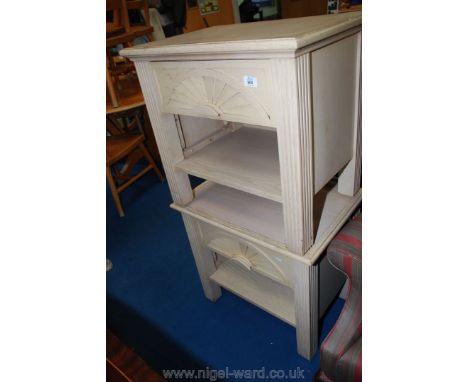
left=120, top=12, right=361, bottom=60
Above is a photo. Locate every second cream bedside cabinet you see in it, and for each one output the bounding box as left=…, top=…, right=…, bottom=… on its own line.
left=121, top=12, right=362, bottom=359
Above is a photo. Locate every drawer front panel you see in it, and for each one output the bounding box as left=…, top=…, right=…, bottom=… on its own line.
left=152, top=60, right=277, bottom=128
left=198, top=221, right=293, bottom=286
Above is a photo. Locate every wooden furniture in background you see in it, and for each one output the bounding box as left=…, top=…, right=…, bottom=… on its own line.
left=126, top=0, right=154, bottom=36
left=106, top=76, right=162, bottom=164
left=107, top=75, right=144, bottom=115
left=281, top=0, right=328, bottom=19
left=106, top=0, right=154, bottom=45
left=107, top=330, right=165, bottom=382
left=107, top=63, right=121, bottom=108
left=121, top=12, right=361, bottom=359
left=106, top=0, right=155, bottom=108
left=106, top=133, right=164, bottom=217
left=107, top=0, right=127, bottom=37
left=338, top=1, right=362, bottom=13
left=184, top=0, right=236, bottom=33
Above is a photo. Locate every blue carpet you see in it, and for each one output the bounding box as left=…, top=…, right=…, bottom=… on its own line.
left=107, top=171, right=345, bottom=381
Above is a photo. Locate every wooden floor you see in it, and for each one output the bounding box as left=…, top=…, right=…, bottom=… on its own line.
left=107, top=330, right=165, bottom=382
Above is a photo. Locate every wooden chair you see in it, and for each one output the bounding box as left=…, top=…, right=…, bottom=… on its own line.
left=106, top=0, right=126, bottom=37
left=106, top=0, right=154, bottom=46
left=106, top=134, right=164, bottom=217
left=106, top=0, right=154, bottom=108
left=126, top=0, right=154, bottom=39
left=106, top=55, right=141, bottom=108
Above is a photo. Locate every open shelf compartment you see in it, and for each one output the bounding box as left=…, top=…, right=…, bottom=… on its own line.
left=179, top=181, right=285, bottom=245
left=210, top=260, right=296, bottom=326
left=172, top=178, right=361, bottom=259
left=176, top=127, right=282, bottom=202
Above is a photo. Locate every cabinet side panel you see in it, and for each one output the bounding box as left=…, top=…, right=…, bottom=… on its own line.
left=178, top=115, right=225, bottom=149
left=338, top=32, right=362, bottom=196
left=134, top=61, right=193, bottom=205
left=312, top=34, right=359, bottom=193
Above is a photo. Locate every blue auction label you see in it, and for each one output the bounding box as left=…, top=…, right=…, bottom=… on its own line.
left=243, top=75, right=258, bottom=88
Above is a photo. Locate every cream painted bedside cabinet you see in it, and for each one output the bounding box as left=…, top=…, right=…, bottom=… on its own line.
left=121, top=12, right=362, bottom=359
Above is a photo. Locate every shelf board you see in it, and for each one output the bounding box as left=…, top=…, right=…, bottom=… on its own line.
left=171, top=181, right=361, bottom=263
left=176, top=127, right=282, bottom=202
left=210, top=260, right=295, bottom=326
left=180, top=181, right=285, bottom=245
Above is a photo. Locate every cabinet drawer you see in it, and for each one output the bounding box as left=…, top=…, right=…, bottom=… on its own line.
left=198, top=221, right=293, bottom=287
left=151, top=60, right=277, bottom=128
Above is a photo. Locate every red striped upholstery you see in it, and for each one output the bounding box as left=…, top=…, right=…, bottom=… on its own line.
left=318, top=214, right=362, bottom=382
left=336, top=337, right=362, bottom=381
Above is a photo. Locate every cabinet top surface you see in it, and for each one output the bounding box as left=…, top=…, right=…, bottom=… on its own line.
left=121, top=12, right=361, bottom=59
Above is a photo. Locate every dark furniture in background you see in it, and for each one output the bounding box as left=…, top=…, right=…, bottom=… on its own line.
left=280, top=0, right=327, bottom=19
left=107, top=329, right=166, bottom=382
left=239, top=0, right=263, bottom=22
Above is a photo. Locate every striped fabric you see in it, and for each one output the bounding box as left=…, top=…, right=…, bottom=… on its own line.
left=318, top=214, right=362, bottom=382
left=336, top=337, right=362, bottom=381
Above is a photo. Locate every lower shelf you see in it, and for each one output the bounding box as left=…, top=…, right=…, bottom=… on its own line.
left=171, top=180, right=362, bottom=263
left=210, top=260, right=296, bottom=326
left=184, top=181, right=285, bottom=245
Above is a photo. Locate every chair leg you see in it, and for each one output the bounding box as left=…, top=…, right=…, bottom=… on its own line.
left=138, top=142, right=165, bottom=182
left=106, top=166, right=125, bottom=217
left=106, top=60, right=119, bottom=108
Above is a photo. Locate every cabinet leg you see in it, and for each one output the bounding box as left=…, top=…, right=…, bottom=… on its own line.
left=292, top=263, right=319, bottom=360
left=182, top=215, right=222, bottom=302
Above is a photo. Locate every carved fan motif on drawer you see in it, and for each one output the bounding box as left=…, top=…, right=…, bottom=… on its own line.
left=164, top=69, right=272, bottom=123
left=207, top=235, right=289, bottom=286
